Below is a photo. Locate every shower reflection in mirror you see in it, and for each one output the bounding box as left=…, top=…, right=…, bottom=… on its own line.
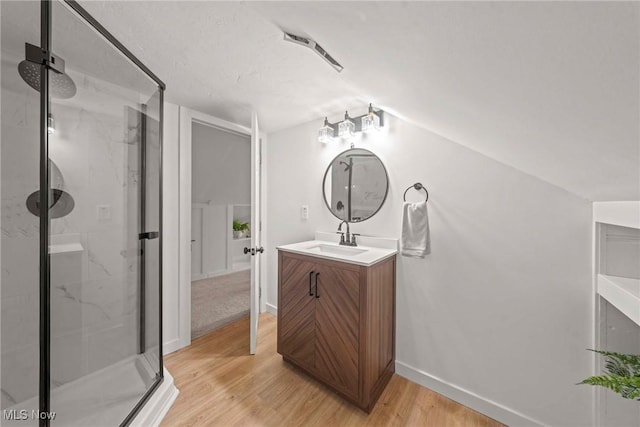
left=323, top=148, right=389, bottom=223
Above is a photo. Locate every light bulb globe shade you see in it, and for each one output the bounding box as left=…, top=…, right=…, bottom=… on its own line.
left=338, top=119, right=355, bottom=139
left=318, top=125, right=334, bottom=143
left=361, top=113, right=380, bottom=132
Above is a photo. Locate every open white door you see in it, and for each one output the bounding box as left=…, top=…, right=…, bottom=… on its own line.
left=249, top=111, right=262, bottom=354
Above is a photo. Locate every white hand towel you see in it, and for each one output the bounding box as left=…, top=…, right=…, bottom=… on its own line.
left=401, top=201, right=430, bottom=258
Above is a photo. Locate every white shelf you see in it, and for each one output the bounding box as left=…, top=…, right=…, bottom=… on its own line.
left=233, top=237, right=251, bottom=242
left=593, top=201, right=640, bottom=229
left=597, top=274, right=640, bottom=327
left=49, top=242, right=84, bottom=255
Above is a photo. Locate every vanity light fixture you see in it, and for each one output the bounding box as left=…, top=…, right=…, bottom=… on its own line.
left=338, top=111, right=355, bottom=139
left=361, top=103, right=381, bottom=132
left=317, top=103, right=385, bottom=143
left=318, top=117, right=337, bottom=143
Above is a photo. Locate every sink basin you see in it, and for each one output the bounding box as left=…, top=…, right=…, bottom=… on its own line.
left=276, top=233, right=398, bottom=266
left=306, top=244, right=368, bottom=256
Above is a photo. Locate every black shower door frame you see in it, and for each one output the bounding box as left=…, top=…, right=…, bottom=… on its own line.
left=36, top=1, right=166, bottom=426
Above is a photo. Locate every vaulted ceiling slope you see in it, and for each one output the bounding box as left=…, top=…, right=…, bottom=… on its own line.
left=81, top=1, right=639, bottom=201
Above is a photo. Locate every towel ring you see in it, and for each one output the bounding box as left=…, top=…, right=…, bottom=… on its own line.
left=403, top=182, right=429, bottom=202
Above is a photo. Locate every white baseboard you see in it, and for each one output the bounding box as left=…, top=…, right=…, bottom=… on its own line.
left=265, top=302, right=277, bottom=315
left=395, top=360, right=544, bottom=427
left=163, top=338, right=183, bottom=355
left=192, top=265, right=251, bottom=282
left=130, top=367, right=179, bottom=427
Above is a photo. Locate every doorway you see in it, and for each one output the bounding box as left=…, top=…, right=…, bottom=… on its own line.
left=178, top=108, right=264, bottom=353
left=190, top=123, right=252, bottom=339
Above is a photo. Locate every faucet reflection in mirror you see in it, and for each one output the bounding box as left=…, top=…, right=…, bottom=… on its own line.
left=317, top=103, right=384, bottom=143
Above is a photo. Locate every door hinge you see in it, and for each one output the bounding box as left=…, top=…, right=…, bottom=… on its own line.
left=259, top=287, right=262, bottom=298
left=25, top=43, right=66, bottom=74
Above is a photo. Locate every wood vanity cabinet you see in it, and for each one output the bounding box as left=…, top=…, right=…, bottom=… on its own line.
left=277, top=250, right=396, bottom=412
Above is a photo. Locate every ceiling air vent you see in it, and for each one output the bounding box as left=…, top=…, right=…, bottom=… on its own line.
left=283, top=32, right=343, bottom=72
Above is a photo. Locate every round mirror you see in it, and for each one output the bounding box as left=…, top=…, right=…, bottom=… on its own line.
left=322, top=148, right=389, bottom=222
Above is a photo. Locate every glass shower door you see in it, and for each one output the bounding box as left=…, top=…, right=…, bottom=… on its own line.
left=46, top=2, right=162, bottom=425
left=139, top=90, right=162, bottom=380
left=0, top=0, right=42, bottom=421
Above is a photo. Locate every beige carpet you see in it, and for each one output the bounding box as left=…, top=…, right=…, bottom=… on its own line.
left=191, top=269, right=250, bottom=339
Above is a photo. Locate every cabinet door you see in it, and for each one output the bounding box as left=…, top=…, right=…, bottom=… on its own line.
left=278, top=255, right=317, bottom=369
left=314, top=264, right=360, bottom=398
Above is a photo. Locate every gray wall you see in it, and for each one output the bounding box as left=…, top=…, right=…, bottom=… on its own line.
left=266, top=112, right=593, bottom=426
left=192, top=122, right=250, bottom=206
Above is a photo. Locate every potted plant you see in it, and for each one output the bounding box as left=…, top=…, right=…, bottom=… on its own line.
left=233, top=219, right=250, bottom=239
left=579, top=349, right=640, bottom=400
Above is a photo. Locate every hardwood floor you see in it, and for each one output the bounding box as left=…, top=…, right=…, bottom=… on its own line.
left=162, top=313, right=503, bottom=427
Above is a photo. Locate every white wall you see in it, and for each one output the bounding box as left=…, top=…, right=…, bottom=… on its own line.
left=266, top=113, right=593, bottom=426
left=162, top=102, right=181, bottom=354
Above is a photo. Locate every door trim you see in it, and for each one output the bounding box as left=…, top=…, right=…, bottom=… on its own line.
left=178, top=107, right=267, bottom=351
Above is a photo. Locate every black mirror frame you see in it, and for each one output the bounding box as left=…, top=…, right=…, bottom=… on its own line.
left=322, top=147, right=389, bottom=223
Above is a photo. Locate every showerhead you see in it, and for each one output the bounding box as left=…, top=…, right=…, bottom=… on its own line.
left=18, top=60, right=76, bottom=99
left=339, top=160, right=351, bottom=172
left=26, top=189, right=75, bottom=219
left=25, top=160, right=75, bottom=219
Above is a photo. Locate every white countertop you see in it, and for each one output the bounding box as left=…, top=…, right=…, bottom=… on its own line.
left=277, top=231, right=398, bottom=266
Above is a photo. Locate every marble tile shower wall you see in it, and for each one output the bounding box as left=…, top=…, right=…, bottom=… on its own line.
left=1, top=53, right=143, bottom=406
left=1, top=52, right=40, bottom=407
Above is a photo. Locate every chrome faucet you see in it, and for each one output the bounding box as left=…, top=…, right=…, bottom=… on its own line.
left=337, top=220, right=358, bottom=246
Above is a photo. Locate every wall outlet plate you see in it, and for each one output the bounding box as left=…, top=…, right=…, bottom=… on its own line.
left=301, top=205, right=309, bottom=220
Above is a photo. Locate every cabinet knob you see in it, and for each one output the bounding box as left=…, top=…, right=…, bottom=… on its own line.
left=315, top=272, right=320, bottom=298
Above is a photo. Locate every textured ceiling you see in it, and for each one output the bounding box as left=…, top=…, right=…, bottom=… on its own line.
left=78, top=1, right=639, bottom=201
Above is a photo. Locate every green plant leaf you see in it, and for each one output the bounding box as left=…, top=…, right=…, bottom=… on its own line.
left=581, top=349, right=640, bottom=401
left=233, top=219, right=246, bottom=231
left=588, top=349, right=640, bottom=375
left=605, top=357, right=632, bottom=378
left=580, top=375, right=640, bottom=400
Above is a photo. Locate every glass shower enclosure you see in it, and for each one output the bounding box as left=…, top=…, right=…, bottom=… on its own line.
left=1, top=1, right=164, bottom=426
